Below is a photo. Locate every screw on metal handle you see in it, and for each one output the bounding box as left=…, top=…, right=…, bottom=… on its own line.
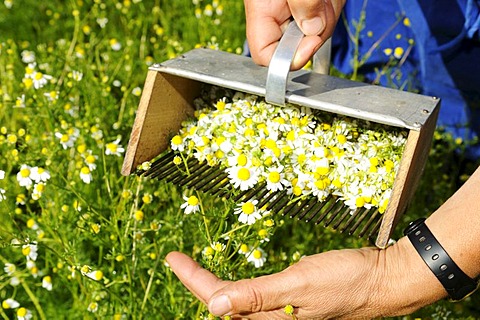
left=265, top=20, right=304, bottom=106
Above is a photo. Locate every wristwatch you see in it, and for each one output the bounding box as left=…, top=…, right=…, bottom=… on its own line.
left=404, top=218, right=479, bottom=301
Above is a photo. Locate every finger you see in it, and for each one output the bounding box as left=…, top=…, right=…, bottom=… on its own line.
left=288, top=0, right=327, bottom=36
left=291, top=0, right=345, bottom=69
left=165, top=251, right=228, bottom=304
left=244, top=0, right=291, bottom=66
left=207, top=266, right=309, bottom=316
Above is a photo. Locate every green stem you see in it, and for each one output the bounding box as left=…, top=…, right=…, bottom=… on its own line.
left=21, top=280, right=46, bottom=320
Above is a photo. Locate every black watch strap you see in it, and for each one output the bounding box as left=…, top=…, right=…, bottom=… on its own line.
left=404, top=218, right=479, bottom=301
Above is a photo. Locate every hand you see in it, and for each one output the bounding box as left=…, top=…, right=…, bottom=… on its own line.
left=244, top=0, right=346, bottom=70
left=166, top=237, right=444, bottom=319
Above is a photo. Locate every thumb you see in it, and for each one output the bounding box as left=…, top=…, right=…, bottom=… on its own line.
left=288, top=0, right=327, bottom=36
left=208, top=270, right=301, bottom=316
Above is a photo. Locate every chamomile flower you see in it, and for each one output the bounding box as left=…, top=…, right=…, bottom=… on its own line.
left=234, top=200, right=262, bottom=225
left=42, top=275, right=53, bottom=291
left=87, top=302, right=98, bottom=313
left=2, top=298, right=20, bottom=309
left=180, top=195, right=200, bottom=214
left=0, top=170, right=5, bottom=180
left=79, top=167, right=92, bottom=184
left=16, top=307, right=32, bottom=320
left=86, top=270, right=104, bottom=281
left=264, top=165, right=288, bottom=192
left=173, top=92, right=406, bottom=212
left=17, top=164, right=33, bottom=188
left=55, top=128, right=79, bottom=149
left=246, top=247, right=267, bottom=268
left=171, top=134, right=185, bottom=151
left=4, top=263, right=16, bottom=275
left=22, top=243, right=38, bottom=261
left=227, top=165, right=259, bottom=191
left=105, top=138, right=125, bottom=156
left=30, top=167, right=50, bottom=183
left=83, top=152, right=98, bottom=170
left=21, top=50, right=36, bottom=63
left=32, top=183, right=46, bottom=200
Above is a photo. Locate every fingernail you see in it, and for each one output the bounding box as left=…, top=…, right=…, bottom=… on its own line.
left=300, top=17, right=324, bottom=36
left=209, top=295, right=232, bottom=316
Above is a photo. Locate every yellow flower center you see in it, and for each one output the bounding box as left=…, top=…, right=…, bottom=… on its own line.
left=268, top=171, right=280, bottom=183
left=237, top=154, right=247, bottom=166
left=252, top=249, right=262, bottom=259
left=337, top=134, right=347, bottom=144
left=355, top=197, right=365, bottom=208
left=107, top=143, right=118, bottom=153
left=20, top=168, right=30, bottom=178
left=85, top=155, right=96, bottom=164
left=171, top=135, right=182, bottom=145
left=187, top=196, right=199, bottom=206
left=241, top=202, right=255, bottom=215
left=17, top=307, right=27, bottom=317
left=81, top=167, right=90, bottom=175
left=237, top=168, right=250, bottom=181
left=22, top=246, right=31, bottom=256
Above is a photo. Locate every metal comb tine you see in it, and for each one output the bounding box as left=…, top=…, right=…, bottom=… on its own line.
left=148, top=155, right=197, bottom=180
left=358, top=208, right=380, bottom=238
left=148, top=151, right=176, bottom=171
left=190, top=166, right=227, bottom=190
left=280, top=198, right=301, bottom=217
left=270, top=194, right=291, bottom=214
left=347, top=207, right=372, bottom=235
left=287, top=198, right=313, bottom=219
left=367, top=217, right=383, bottom=240
left=175, top=162, right=212, bottom=186
left=183, top=167, right=221, bottom=189
left=196, top=171, right=229, bottom=191
left=257, top=190, right=279, bottom=209
left=148, top=161, right=181, bottom=180
left=340, top=207, right=367, bottom=233
left=321, top=201, right=346, bottom=227
left=314, top=199, right=342, bottom=225
left=264, top=189, right=288, bottom=211
left=332, top=206, right=353, bottom=230
left=167, top=160, right=203, bottom=184
left=234, top=183, right=267, bottom=202
left=252, top=186, right=271, bottom=208
left=301, top=195, right=333, bottom=222
left=209, top=177, right=230, bottom=195
left=231, top=187, right=251, bottom=202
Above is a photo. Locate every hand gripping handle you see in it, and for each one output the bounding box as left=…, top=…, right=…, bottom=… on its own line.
left=265, top=20, right=304, bottom=106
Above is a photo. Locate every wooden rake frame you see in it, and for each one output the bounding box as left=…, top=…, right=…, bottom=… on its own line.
left=121, top=48, right=440, bottom=248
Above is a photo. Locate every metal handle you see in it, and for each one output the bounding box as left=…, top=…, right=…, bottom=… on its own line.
left=265, top=20, right=304, bottom=106
left=265, top=21, right=332, bottom=106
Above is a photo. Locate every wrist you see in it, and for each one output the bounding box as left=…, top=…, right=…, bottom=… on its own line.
left=378, top=236, right=447, bottom=316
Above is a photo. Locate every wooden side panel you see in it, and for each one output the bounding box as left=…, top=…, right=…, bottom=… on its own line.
left=375, top=106, right=440, bottom=248
left=121, top=70, right=201, bottom=175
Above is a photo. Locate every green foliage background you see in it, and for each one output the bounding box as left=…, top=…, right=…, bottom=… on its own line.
left=0, top=0, right=479, bottom=319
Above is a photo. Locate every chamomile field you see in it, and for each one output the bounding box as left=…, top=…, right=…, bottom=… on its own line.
left=0, top=1, right=479, bottom=319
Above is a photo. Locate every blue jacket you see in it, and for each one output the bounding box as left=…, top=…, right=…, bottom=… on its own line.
left=332, top=0, right=480, bottom=159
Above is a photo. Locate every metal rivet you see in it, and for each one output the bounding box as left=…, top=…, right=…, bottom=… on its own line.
left=419, top=236, right=426, bottom=242
left=425, top=244, right=432, bottom=251
left=448, top=273, right=455, bottom=280
left=413, top=122, right=422, bottom=128
left=432, top=254, right=439, bottom=260
left=440, top=264, right=448, bottom=271
left=415, top=230, right=421, bottom=236
left=422, top=109, right=430, bottom=114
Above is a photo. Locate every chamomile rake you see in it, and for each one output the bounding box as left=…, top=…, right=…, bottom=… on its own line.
left=121, top=21, right=440, bottom=248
